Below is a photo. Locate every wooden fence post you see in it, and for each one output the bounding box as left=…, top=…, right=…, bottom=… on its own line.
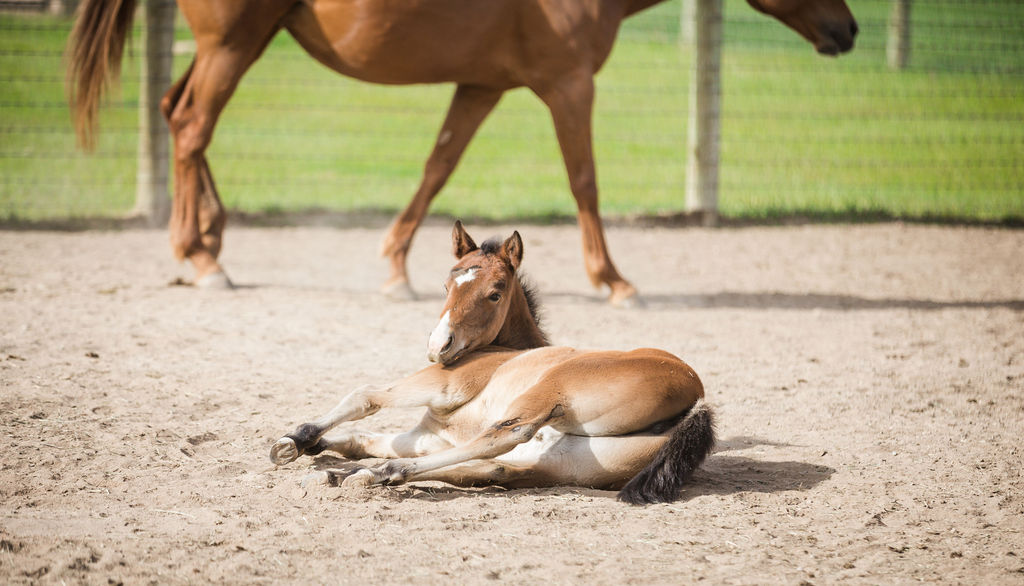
left=48, top=0, right=78, bottom=16
left=684, top=0, right=723, bottom=225
left=679, top=0, right=695, bottom=46
left=133, top=0, right=175, bottom=226
left=887, top=0, right=911, bottom=70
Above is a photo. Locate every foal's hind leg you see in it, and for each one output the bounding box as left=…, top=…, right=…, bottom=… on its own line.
left=379, top=84, right=502, bottom=299
left=342, top=460, right=536, bottom=489
left=534, top=71, right=639, bottom=307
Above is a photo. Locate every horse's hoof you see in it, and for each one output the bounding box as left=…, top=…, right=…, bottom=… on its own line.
left=609, top=286, right=645, bottom=309
left=269, top=437, right=299, bottom=465
left=196, top=271, right=234, bottom=290
left=381, top=279, right=417, bottom=301
left=300, top=470, right=331, bottom=487
left=613, top=294, right=646, bottom=309
left=341, top=468, right=375, bottom=488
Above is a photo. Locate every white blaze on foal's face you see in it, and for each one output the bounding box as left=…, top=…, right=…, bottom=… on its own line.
left=454, top=268, right=478, bottom=287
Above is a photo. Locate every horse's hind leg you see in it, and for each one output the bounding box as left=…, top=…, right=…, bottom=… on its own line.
left=163, top=5, right=286, bottom=287
left=534, top=71, right=639, bottom=307
left=379, top=84, right=503, bottom=299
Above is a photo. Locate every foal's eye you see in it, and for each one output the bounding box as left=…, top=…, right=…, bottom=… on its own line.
left=488, top=293, right=501, bottom=302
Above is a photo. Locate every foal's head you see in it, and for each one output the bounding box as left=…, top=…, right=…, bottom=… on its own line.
left=747, top=0, right=857, bottom=56
left=427, top=221, right=547, bottom=365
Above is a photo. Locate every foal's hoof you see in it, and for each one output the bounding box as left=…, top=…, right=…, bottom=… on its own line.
left=196, top=271, right=234, bottom=290
left=300, top=470, right=332, bottom=487
left=340, top=468, right=376, bottom=488
left=381, top=279, right=417, bottom=301
left=269, top=437, right=300, bottom=465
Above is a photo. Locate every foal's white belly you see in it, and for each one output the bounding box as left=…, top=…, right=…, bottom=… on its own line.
left=435, top=346, right=579, bottom=445
left=497, top=426, right=668, bottom=488
left=502, top=425, right=566, bottom=463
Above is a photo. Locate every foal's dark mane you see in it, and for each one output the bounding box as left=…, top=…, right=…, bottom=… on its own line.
left=480, top=238, right=550, bottom=348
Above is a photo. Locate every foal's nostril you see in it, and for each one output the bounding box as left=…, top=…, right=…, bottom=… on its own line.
left=441, top=335, right=454, bottom=353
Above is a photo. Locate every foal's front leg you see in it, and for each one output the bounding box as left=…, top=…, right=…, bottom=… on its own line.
left=269, top=367, right=450, bottom=465
left=313, top=427, right=453, bottom=460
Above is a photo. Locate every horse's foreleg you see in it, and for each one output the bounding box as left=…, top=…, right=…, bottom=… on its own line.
left=535, top=72, right=639, bottom=307
left=311, top=427, right=453, bottom=460
left=379, top=84, right=503, bottom=299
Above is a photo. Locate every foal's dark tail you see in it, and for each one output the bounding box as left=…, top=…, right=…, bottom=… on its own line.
left=617, top=399, right=716, bottom=505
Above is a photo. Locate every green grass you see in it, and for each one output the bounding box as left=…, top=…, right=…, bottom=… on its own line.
left=1, top=0, right=1022, bottom=223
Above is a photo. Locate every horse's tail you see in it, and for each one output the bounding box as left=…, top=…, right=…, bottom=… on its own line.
left=66, top=0, right=139, bottom=150
left=617, top=399, right=716, bottom=505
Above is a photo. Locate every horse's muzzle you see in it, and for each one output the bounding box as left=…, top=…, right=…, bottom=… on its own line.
left=817, top=19, right=858, bottom=55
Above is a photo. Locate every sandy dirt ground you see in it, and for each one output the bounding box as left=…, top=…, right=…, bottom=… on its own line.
left=1, top=222, right=1022, bottom=585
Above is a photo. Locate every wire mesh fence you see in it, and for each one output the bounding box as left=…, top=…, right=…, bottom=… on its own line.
left=1, top=0, right=1022, bottom=223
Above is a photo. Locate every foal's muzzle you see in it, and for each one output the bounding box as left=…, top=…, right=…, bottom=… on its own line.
left=428, top=334, right=454, bottom=363
left=427, top=310, right=458, bottom=363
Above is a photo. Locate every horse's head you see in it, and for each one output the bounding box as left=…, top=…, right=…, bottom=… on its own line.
left=747, top=0, right=858, bottom=56
left=427, top=221, right=525, bottom=365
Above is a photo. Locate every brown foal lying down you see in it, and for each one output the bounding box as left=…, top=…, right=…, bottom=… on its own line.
left=270, top=222, right=715, bottom=504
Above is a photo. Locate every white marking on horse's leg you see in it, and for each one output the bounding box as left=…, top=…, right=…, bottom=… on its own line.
left=454, top=268, right=478, bottom=286
left=427, top=310, right=452, bottom=362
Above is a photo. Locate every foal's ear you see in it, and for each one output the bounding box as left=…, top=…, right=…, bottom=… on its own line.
left=502, top=231, right=524, bottom=270
left=452, top=220, right=478, bottom=258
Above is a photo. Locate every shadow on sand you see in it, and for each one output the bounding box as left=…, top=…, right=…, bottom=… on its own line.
left=545, top=290, right=1024, bottom=312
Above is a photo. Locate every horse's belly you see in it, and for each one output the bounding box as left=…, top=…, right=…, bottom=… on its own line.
left=285, top=0, right=521, bottom=85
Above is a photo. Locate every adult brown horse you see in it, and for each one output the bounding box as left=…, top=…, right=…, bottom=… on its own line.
left=67, top=0, right=857, bottom=305
left=270, top=221, right=715, bottom=503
